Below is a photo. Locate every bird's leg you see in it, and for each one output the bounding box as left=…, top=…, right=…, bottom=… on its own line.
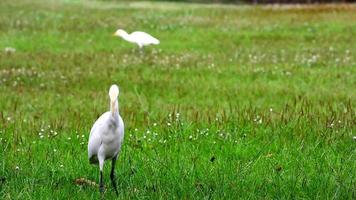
left=110, top=156, right=119, bottom=196
left=99, top=158, right=105, bottom=195
left=138, top=45, right=144, bottom=55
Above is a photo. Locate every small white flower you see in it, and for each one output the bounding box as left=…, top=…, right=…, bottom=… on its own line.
left=53, top=149, right=57, bottom=152
left=153, top=123, right=157, bottom=127
left=40, top=128, right=44, bottom=132
left=40, top=135, right=44, bottom=139
left=167, top=122, right=171, bottom=126
left=189, top=135, right=193, bottom=140
left=54, top=131, right=58, bottom=136
left=15, top=166, right=20, bottom=170
left=269, top=108, right=273, bottom=112
left=353, top=136, right=356, bottom=140
left=143, top=135, right=146, bottom=139
left=134, top=128, right=138, bottom=132
left=60, top=164, right=64, bottom=168
left=67, top=137, right=71, bottom=140
left=146, top=130, right=150, bottom=134
left=81, top=134, right=85, bottom=138
left=4, top=47, right=16, bottom=53
left=7, top=117, right=11, bottom=121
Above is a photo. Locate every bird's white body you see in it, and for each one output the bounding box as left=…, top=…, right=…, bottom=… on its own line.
left=87, top=84, right=124, bottom=195
left=88, top=112, right=124, bottom=164
left=114, top=29, right=159, bottom=49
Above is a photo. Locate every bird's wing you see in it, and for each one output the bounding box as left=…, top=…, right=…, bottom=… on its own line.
left=88, top=112, right=109, bottom=161
left=131, top=31, right=159, bottom=45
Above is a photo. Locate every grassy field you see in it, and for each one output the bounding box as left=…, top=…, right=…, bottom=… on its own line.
left=0, top=0, right=355, bottom=199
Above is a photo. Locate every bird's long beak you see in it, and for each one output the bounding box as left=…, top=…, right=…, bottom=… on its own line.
left=111, top=100, right=115, bottom=115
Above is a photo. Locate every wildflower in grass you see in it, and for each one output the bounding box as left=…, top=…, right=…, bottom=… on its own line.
left=53, top=149, right=57, bottom=152
left=40, top=135, right=44, bottom=139
left=60, top=164, right=64, bottom=168
left=7, top=117, right=11, bottom=121
left=68, top=137, right=71, bottom=140
left=167, top=122, right=171, bottom=126
left=134, top=128, right=138, bottom=132
left=4, top=47, right=16, bottom=53
left=81, top=134, right=85, bottom=138
left=153, top=123, right=157, bottom=127
left=15, top=166, right=20, bottom=170
left=353, top=136, right=356, bottom=141
left=269, top=108, right=273, bottom=112
left=189, top=135, right=193, bottom=140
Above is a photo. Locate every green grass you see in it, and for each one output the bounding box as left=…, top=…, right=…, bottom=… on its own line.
left=0, top=0, right=355, bottom=199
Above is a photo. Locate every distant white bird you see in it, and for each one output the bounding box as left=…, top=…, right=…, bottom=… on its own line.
left=113, top=29, right=160, bottom=49
left=88, top=84, right=124, bottom=195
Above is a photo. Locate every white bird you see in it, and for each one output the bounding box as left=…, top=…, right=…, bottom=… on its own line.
left=88, top=84, right=124, bottom=195
left=113, top=29, right=160, bottom=49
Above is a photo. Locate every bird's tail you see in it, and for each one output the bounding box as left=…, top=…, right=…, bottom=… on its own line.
left=153, top=38, right=160, bottom=45
left=109, top=84, right=119, bottom=115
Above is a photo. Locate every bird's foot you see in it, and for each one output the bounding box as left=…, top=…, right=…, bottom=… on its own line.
left=99, top=184, right=105, bottom=193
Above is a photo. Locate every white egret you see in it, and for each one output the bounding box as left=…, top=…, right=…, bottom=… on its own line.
left=88, top=84, right=124, bottom=195
left=113, top=29, right=160, bottom=49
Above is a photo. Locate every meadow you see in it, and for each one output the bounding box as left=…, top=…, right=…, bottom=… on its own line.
left=0, top=0, right=355, bottom=199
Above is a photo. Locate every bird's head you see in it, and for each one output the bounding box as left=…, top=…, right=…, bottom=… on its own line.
left=109, top=84, right=120, bottom=115
left=109, top=84, right=119, bottom=102
left=113, top=29, right=127, bottom=37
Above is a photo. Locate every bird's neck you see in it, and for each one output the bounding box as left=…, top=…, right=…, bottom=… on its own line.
left=121, top=33, right=134, bottom=43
